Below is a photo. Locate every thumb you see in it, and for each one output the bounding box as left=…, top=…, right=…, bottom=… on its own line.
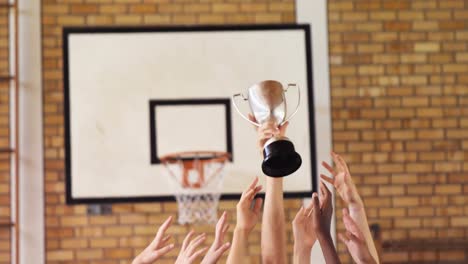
left=150, top=243, right=174, bottom=260
left=213, top=242, right=231, bottom=259
left=279, top=121, right=289, bottom=135
left=253, top=198, right=263, bottom=215
left=312, top=193, right=320, bottom=216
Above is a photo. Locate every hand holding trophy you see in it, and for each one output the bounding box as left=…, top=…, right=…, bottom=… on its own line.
left=233, top=80, right=302, bottom=177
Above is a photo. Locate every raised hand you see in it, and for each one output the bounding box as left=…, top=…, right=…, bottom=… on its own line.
left=312, top=183, right=333, bottom=238
left=292, top=193, right=317, bottom=264
left=311, top=188, right=341, bottom=264
left=227, top=177, right=264, bottom=264
left=323, top=152, right=380, bottom=263
left=292, top=204, right=317, bottom=250
left=175, top=231, right=208, bottom=264
left=320, top=151, right=364, bottom=210
left=339, top=209, right=377, bottom=264
left=132, top=216, right=175, bottom=264
left=201, top=211, right=231, bottom=264
left=235, top=176, right=263, bottom=234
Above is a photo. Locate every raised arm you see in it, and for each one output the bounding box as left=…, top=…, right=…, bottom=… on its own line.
left=201, top=211, right=231, bottom=264
left=226, top=177, right=263, bottom=264
left=132, top=216, right=175, bottom=264
left=292, top=187, right=319, bottom=264
left=312, top=184, right=341, bottom=264
left=320, top=152, right=379, bottom=263
left=339, top=208, right=377, bottom=264
left=175, top=231, right=208, bottom=264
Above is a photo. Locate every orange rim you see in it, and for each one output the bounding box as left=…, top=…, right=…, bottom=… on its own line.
left=159, top=151, right=230, bottom=189
left=159, top=151, right=230, bottom=164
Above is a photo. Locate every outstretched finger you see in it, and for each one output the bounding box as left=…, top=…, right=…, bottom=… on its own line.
left=253, top=184, right=263, bottom=193
left=182, top=230, right=195, bottom=251
left=320, top=174, right=335, bottom=185
left=216, top=211, right=227, bottom=230
left=320, top=181, right=328, bottom=198
left=219, top=224, right=230, bottom=243
left=321, top=161, right=336, bottom=176
left=305, top=198, right=314, bottom=217
left=160, top=234, right=172, bottom=247
left=241, top=189, right=255, bottom=203
left=332, top=152, right=347, bottom=174
left=249, top=185, right=263, bottom=200
left=342, top=207, right=349, bottom=216
left=188, top=247, right=208, bottom=263
left=253, top=198, right=263, bottom=215
left=334, top=152, right=350, bottom=173
left=244, top=186, right=261, bottom=202
left=215, top=212, right=228, bottom=243
left=213, top=242, right=231, bottom=260
left=247, top=177, right=259, bottom=191
left=346, top=230, right=361, bottom=244
left=319, top=182, right=327, bottom=207
left=295, top=206, right=305, bottom=219
left=151, top=216, right=173, bottom=248
left=187, top=234, right=206, bottom=255
left=312, top=193, right=320, bottom=218
left=338, top=233, right=350, bottom=244
left=343, top=212, right=365, bottom=241
left=320, top=182, right=332, bottom=207
left=152, top=243, right=175, bottom=259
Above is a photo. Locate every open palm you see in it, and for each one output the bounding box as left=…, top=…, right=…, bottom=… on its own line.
left=293, top=181, right=333, bottom=249
left=132, top=216, right=175, bottom=264
left=201, top=211, right=231, bottom=264
left=321, top=152, right=363, bottom=209
left=292, top=205, right=317, bottom=249
left=339, top=209, right=377, bottom=264
left=236, top=177, right=263, bottom=233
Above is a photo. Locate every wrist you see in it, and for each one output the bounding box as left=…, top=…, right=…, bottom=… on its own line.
left=234, top=226, right=250, bottom=237
left=359, top=253, right=378, bottom=264
left=349, top=202, right=364, bottom=212
left=294, top=243, right=312, bottom=255
left=316, top=231, right=332, bottom=242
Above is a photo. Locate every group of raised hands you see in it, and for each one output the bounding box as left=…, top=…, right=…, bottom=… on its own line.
left=133, top=120, right=380, bottom=264
left=132, top=211, right=231, bottom=264
left=291, top=152, right=379, bottom=264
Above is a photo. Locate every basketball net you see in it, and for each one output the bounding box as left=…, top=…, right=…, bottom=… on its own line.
left=160, top=151, right=229, bottom=225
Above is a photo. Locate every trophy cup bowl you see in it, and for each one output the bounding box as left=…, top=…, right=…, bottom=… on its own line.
left=233, top=80, right=302, bottom=177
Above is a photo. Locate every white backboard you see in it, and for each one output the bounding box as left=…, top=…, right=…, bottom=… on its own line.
left=64, top=25, right=319, bottom=203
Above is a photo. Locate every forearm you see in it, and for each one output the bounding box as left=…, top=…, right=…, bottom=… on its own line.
left=261, top=177, right=287, bottom=264
left=349, top=206, right=379, bottom=263
left=293, top=244, right=311, bottom=264
left=318, top=234, right=341, bottom=264
left=227, top=228, right=249, bottom=264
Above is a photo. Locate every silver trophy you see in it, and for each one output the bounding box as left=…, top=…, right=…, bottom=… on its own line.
left=232, top=80, right=302, bottom=177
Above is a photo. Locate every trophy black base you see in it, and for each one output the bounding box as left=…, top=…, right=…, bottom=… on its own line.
left=262, top=139, right=302, bottom=177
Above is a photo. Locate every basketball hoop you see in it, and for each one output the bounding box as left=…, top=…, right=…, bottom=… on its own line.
left=160, top=151, right=230, bottom=224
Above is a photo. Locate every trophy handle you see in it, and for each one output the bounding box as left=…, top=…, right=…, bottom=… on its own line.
left=281, top=83, right=301, bottom=126
left=232, top=93, right=261, bottom=127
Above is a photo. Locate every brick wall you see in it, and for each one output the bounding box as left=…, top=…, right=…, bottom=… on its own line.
left=41, top=0, right=468, bottom=263
left=0, top=5, right=11, bottom=264
left=42, top=1, right=295, bottom=263
left=329, top=0, right=468, bottom=263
